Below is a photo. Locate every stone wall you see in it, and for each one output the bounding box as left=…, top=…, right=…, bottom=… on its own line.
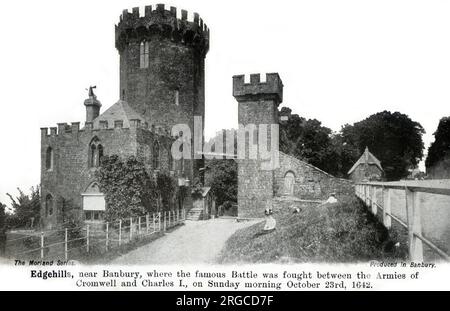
left=40, top=123, right=177, bottom=229
left=275, top=152, right=354, bottom=200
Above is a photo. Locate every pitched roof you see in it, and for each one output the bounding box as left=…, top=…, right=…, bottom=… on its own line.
left=193, top=187, right=211, bottom=197
left=92, top=100, right=146, bottom=129
left=347, top=147, right=383, bottom=175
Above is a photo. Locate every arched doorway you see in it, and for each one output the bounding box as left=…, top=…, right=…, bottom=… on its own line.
left=284, top=172, right=295, bottom=196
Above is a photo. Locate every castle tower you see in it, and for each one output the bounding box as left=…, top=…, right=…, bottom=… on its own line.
left=115, top=4, right=209, bottom=185
left=232, top=73, right=283, bottom=217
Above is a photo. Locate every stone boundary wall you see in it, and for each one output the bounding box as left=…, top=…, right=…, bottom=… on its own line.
left=275, top=152, right=354, bottom=200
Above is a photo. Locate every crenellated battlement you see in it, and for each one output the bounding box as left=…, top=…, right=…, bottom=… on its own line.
left=232, top=73, right=283, bottom=103
left=40, top=118, right=175, bottom=141
left=115, top=4, right=209, bottom=56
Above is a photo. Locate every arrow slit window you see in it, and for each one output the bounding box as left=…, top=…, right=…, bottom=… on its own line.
left=140, top=41, right=150, bottom=69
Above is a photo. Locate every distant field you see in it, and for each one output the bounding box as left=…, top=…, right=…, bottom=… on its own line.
left=218, top=196, right=407, bottom=264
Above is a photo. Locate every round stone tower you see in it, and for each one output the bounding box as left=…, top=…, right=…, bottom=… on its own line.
left=115, top=4, right=209, bottom=133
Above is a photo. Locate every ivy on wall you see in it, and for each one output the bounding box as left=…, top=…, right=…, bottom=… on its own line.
left=96, top=155, right=158, bottom=221
left=96, top=155, right=179, bottom=222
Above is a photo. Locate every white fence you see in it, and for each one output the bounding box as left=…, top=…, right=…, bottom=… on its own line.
left=6, top=209, right=186, bottom=261
left=355, top=180, right=450, bottom=261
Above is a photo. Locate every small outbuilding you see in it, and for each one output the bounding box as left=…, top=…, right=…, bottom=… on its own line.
left=348, top=147, right=383, bottom=182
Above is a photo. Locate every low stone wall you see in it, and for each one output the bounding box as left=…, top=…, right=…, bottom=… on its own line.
left=275, top=152, right=354, bottom=200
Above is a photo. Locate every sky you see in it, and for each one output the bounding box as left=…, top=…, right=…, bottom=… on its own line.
left=1, top=0, right=450, bottom=208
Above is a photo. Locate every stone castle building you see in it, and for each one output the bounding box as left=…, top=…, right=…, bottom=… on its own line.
left=40, top=4, right=354, bottom=227
left=40, top=4, right=209, bottom=229
left=232, top=74, right=353, bottom=218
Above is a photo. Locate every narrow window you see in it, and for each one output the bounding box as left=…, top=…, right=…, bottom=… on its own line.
left=98, top=145, right=104, bottom=166
left=45, top=147, right=53, bottom=170
left=89, top=145, right=96, bottom=168
left=45, top=194, right=54, bottom=217
left=140, top=41, right=150, bottom=69
left=153, top=141, right=160, bottom=169
left=168, top=149, right=173, bottom=171
left=174, top=90, right=179, bottom=106
left=180, top=144, right=185, bottom=173
left=88, top=137, right=103, bottom=168
left=85, top=211, right=92, bottom=221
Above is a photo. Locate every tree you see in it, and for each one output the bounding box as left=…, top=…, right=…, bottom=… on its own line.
left=0, top=202, right=6, bottom=255
left=156, top=172, right=177, bottom=211
left=205, top=159, right=237, bottom=207
left=341, top=111, right=425, bottom=180
left=0, top=202, right=6, bottom=230
left=425, top=117, right=450, bottom=169
left=96, top=155, right=158, bottom=221
left=279, top=107, right=340, bottom=174
left=6, top=186, right=40, bottom=228
left=203, top=130, right=238, bottom=207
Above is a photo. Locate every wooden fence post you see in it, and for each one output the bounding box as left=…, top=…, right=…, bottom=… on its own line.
left=86, top=225, right=90, bottom=253
left=105, top=222, right=109, bottom=251
left=371, top=186, right=377, bottom=215
left=158, top=212, right=161, bottom=231
left=64, top=228, right=68, bottom=260
left=138, top=216, right=141, bottom=236
left=40, top=232, right=44, bottom=259
left=153, top=213, right=156, bottom=233
left=146, top=214, right=149, bottom=234
left=384, top=188, right=392, bottom=228
left=405, top=187, right=423, bottom=261
left=164, top=212, right=167, bottom=231
left=130, top=217, right=133, bottom=241
left=119, top=219, right=122, bottom=246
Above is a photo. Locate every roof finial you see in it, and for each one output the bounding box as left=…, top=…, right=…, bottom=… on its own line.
left=86, top=85, right=97, bottom=99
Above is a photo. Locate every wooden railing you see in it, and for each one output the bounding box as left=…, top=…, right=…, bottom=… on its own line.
left=6, top=209, right=186, bottom=261
left=355, top=180, right=450, bottom=261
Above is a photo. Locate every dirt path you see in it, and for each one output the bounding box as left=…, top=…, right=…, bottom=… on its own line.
left=110, top=218, right=259, bottom=265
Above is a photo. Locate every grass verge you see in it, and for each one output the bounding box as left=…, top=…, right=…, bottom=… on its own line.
left=218, top=196, right=408, bottom=264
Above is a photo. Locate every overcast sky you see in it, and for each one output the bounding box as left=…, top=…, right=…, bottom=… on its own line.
left=1, top=0, right=449, bottom=208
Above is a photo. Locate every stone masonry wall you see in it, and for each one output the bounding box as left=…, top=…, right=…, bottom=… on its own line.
left=275, top=152, right=354, bottom=200
left=40, top=123, right=177, bottom=230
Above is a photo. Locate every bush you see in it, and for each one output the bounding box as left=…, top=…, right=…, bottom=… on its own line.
left=96, top=155, right=158, bottom=221
left=6, top=186, right=40, bottom=229
left=156, top=172, right=177, bottom=211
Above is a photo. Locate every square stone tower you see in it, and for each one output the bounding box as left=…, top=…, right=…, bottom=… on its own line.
left=232, top=73, right=283, bottom=218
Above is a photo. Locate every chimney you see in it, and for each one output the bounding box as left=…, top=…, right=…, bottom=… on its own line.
left=84, top=89, right=102, bottom=122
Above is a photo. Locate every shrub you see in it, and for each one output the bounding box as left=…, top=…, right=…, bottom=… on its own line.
left=96, top=155, right=158, bottom=221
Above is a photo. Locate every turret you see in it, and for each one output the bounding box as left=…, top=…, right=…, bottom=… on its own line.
left=84, top=87, right=102, bottom=122
left=115, top=4, right=209, bottom=190
left=114, top=4, right=208, bottom=131
left=232, top=73, right=284, bottom=218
